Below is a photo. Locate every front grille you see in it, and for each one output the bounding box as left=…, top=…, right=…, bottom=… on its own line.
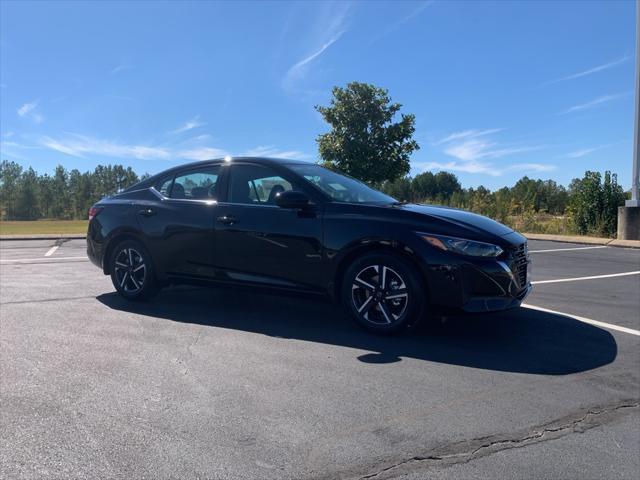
left=511, top=242, right=528, bottom=288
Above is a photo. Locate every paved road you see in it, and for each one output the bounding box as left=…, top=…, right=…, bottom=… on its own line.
left=1, top=238, right=639, bottom=479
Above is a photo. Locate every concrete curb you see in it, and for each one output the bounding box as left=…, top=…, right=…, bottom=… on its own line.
left=524, top=233, right=640, bottom=249
left=0, top=233, right=86, bottom=241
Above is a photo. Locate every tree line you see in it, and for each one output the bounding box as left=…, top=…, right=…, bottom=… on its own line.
left=0, top=159, right=627, bottom=237
left=0, top=160, right=145, bottom=221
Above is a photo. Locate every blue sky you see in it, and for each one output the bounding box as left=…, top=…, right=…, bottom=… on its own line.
left=0, top=0, right=636, bottom=189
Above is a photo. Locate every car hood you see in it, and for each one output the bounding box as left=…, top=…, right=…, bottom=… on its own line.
left=395, top=203, right=514, bottom=237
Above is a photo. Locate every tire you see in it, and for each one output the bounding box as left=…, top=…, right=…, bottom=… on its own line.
left=109, top=239, right=158, bottom=301
left=341, top=252, right=425, bottom=334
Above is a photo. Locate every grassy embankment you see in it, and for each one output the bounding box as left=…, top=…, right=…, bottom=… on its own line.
left=506, top=214, right=578, bottom=236
left=0, top=220, right=88, bottom=235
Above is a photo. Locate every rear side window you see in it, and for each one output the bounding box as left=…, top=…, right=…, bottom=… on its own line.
left=157, top=177, right=173, bottom=196
left=157, top=166, right=221, bottom=200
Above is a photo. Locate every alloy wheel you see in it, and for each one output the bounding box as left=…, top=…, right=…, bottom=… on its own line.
left=114, top=247, right=146, bottom=294
left=351, top=264, right=409, bottom=325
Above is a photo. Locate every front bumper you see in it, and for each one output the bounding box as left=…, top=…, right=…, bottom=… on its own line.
left=420, top=242, right=532, bottom=313
left=462, top=283, right=532, bottom=312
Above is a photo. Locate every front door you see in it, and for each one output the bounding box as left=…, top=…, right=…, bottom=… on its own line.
left=213, top=163, right=324, bottom=291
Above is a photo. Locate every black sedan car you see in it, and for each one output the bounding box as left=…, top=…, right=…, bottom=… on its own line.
left=87, top=157, right=531, bottom=333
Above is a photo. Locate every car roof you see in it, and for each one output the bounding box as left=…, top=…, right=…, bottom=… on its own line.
left=133, top=157, right=316, bottom=190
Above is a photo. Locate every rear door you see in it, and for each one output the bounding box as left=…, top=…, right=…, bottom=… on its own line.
left=137, top=165, right=221, bottom=279
left=213, top=162, right=324, bottom=291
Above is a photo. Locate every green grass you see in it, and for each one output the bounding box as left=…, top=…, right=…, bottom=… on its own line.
left=0, top=220, right=88, bottom=235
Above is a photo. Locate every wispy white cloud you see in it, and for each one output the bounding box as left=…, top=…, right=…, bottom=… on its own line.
left=397, top=0, right=433, bottom=24
left=506, top=163, right=556, bottom=173
left=40, top=133, right=229, bottom=161
left=1, top=137, right=44, bottom=161
left=370, top=0, right=433, bottom=43
left=17, top=102, right=36, bottom=117
left=563, top=147, right=600, bottom=158
left=444, top=139, right=543, bottom=162
left=40, top=134, right=172, bottom=160
left=242, top=145, right=311, bottom=160
left=282, top=2, right=351, bottom=92
left=110, top=64, right=131, bottom=75
left=0, top=143, right=28, bottom=161
left=427, top=127, right=551, bottom=176
left=434, top=128, right=504, bottom=146
left=169, top=116, right=206, bottom=134
left=192, top=134, right=212, bottom=141
left=544, top=55, right=629, bottom=85
left=417, top=160, right=555, bottom=177
left=17, top=100, right=44, bottom=123
left=559, top=92, right=630, bottom=115
left=285, top=35, right=343, bottom=84
left=178, top=147, right=228, bottom=161
left=561, top=143, right=615, bottom=158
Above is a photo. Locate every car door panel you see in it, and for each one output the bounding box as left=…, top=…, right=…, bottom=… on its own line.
left=213, top=163, right=324, bottom=291
left=137, top=199, right=218, bottom=278
left=213, top=203, right=323, bottom=289
left=136, top=166, right=221, bottom=279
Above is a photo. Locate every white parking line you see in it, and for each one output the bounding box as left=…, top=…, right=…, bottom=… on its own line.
left=0, top=256, right=87, bottom=264
left=44, top=245, right=59, bottom=257
left=532, top=271, right=640, bottom=285
left=529, top=246, right=608, bottom=253
left=523, top=304, right=640, bottom=336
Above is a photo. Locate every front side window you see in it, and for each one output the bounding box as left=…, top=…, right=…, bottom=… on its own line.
left=169, top=166, right=220, bottom=200
left=289, top=164, right=396, bottom=204
left=228, top=164, right=295, bottom=205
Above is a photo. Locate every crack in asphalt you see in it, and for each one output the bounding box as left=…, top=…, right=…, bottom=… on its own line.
left=355, top=402, right=639, bottom=480
left=54, top=238, right=72, bottom=247
left=0, top=295, right=99, bottom=306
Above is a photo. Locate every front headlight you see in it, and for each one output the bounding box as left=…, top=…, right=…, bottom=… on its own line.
left=420, top=233, right=504, bottom=258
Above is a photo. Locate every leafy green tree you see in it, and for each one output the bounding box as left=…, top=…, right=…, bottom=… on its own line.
left=411, top=172, right=436, bottom=201
left=381, top=176, right=412, bottom=202
left=38, top=173, right=55, bottom=218
left=51, top=165, right=70, bottom=218
left=434, top=171, right=462, bottom=199
left=0, top=160, right=23, bottom=219
left=14, top=168, right=40, bottom=220
left=568, top=170, right=625, bottom=236
left=315, top=82, right=419, bottom=184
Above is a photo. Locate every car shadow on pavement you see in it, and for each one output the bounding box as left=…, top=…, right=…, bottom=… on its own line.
left=97, top=286, right=617, bottom=375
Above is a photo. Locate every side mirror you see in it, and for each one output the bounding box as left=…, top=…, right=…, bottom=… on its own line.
left=275, top=190, right=310, bottom=209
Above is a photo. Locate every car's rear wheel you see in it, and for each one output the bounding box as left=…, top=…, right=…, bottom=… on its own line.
left=110, top=240, right=158, bottom=301
left=342, top=253, right=425, bottom=333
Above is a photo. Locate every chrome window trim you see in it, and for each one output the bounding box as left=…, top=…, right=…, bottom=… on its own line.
left=149, top=186, right=218, bottom=205
left=215, top=201, right=281, bottom=209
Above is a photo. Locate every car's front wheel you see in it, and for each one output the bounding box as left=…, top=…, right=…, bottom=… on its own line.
left=342, top=253, right=425, bottom=333
left=110, top=240, right=158, bottom=301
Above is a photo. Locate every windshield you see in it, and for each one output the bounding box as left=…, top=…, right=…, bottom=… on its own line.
left=289, top=164, right=397, bottom=204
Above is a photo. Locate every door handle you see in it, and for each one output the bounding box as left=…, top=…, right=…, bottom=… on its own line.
left=217, top=215, right=238, bottom=225
left=138, top=208, right=157, bottom=217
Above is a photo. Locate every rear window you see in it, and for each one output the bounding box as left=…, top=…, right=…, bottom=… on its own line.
left=155, top=166, right=221, bottom=200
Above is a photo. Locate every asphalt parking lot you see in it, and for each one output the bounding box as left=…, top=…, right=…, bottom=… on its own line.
left=1, top=238, right=639, bottom=479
